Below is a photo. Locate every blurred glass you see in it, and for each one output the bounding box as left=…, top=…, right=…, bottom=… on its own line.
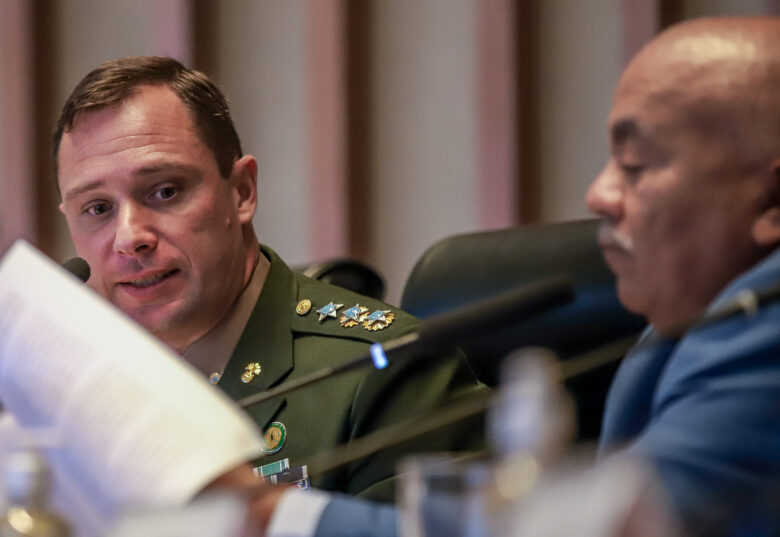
left=398, top=454, right=491, bottom=537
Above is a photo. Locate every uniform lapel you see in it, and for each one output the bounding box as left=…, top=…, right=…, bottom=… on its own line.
left=219, top=246, right=296, bottom=430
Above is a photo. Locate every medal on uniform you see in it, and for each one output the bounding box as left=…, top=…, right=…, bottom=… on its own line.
left=263, top=422, right=287, bottom=454
left=254, top=457, right=310, bottom=490
left=340, top=304, right=369, bottom=327
left=241, top=362, right=262, bottom=383
left=316, top=302, right=343, bottom=322
left=363, top=309, right=394, bottom=331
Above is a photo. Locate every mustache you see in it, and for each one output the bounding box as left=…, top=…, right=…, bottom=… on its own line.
left=597, top=221, right=634, bottom=253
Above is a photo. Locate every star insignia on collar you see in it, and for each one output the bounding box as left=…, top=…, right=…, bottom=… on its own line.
left=316, top=302, right=343, bottom=322
left=363, top=309, right=395, bottom=331
left=340, top=304, right=369, bottom=328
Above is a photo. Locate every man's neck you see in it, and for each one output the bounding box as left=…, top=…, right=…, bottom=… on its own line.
left=169, top=238, right=262, bottom=355
left=181, top=248, right=270, bottom=375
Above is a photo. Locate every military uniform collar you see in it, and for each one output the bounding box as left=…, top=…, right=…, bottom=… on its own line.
left=219, top=245, right=296, bottom=429
left=183, top=251, right=270, bottom=378
left=218, top=244, right=411, bottom=430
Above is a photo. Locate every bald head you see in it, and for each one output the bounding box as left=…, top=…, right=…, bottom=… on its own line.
left=648, top=17, right=780, bottom=61
left=620, top=17, right=780, bottom=166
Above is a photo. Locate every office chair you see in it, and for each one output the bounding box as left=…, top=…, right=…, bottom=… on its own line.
left=297, top=258, right=386, bottom=301
left=400, top=219, right=646, bottom=440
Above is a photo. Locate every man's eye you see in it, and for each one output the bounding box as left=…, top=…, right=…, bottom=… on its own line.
left=151, top=186, right=177, bottom=201
left=620, top=163, right=644, bottom=176
left=85, top=203, right=111, bottom=216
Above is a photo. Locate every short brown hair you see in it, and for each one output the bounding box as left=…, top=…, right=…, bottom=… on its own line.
left=52, top=56, right=242, bottom=187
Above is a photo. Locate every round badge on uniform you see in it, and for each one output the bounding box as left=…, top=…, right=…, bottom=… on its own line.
left=263, top=422, right=287, bottom=455
left=296, top=299, right=312, bottom=316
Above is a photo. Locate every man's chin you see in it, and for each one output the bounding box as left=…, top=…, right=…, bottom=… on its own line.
left=124, top=304, right=185, bottom=339
left=615, top=281, right=648, bottom=319
left=601, top=244, right=633, bottom=273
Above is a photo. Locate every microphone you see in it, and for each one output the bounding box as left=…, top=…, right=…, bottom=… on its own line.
left=61, top=257, right=90, bottom=283
left=304, top=279, right=780, bottom=476
left=661, top=280, right=780, bottom=339
left=304, top=333, right=640, bottom=477
left=238, top=275, right=575, bottom=409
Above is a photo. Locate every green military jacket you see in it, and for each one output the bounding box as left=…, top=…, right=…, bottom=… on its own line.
left=217, top=246, right=484, bottom=502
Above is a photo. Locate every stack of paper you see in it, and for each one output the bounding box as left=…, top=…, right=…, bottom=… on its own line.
left=0, top=241, right=264, bottom=536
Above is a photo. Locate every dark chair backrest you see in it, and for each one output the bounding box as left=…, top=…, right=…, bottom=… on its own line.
left=400, top=219, right=646, bottom=440
left=298, top=258, right=386, bottom=301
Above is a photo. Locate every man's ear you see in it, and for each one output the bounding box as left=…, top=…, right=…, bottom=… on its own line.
left=231, top=155, right=258, bottom=225
left=753, top=158, right=780, bottom=248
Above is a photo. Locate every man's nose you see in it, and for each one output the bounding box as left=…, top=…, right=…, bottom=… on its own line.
left=113, top=203, right=157, bottom=257
left=586, top=162, right=624, bottom=221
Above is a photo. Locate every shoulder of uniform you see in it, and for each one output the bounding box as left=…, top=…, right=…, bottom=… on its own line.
left=290, top=273, right=417, bottom=342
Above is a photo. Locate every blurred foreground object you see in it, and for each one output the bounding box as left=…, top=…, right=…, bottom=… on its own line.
left=397, top=349, right=679, bottom=537
left=510, top=458, right=679, bottom=537
left=108, top=493, right=246, bottom=537
left=398, top=349, right=573, bottom=537
left=1, top=449, right=70, bottom=537
left=486, top=349, right=574, bottom=536
left=399, top=455, right=490, bottom=537
left=0, top=241, right=264, bottom=535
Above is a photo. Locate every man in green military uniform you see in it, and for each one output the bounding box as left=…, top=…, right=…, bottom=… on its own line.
left=217, top=246, right=480, bottom=500
left=53, top=56, right=482, bottom=503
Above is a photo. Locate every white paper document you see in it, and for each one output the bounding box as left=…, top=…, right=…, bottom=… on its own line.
left=0, top=241, right=264, bottom=534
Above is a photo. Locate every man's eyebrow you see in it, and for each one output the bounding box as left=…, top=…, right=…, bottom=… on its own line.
left=63, top=180, right=103, bottom=201
left=62, top=163, right=201, bottom=201
left=610, top=118, right=641, bottom=143
left=134, top=162, right=199, bottom=176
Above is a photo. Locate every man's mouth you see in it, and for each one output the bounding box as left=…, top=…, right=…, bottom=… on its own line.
left=122, top=269, right=179, bottom=288
left=597, top=222, right=634, bottom=253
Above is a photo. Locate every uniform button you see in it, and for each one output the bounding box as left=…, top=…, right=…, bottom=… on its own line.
left=296, top=299, right=312, bottom=315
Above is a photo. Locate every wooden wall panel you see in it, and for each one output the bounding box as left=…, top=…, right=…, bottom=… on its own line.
left=477, top=0, right=518, bottom=229
left=621, top=0, right=660, bottom=65
left=307, top=0, right=348, bottom=259
left=345, top=0, right=374, bottom=260
left=0, top=0, right=35, bottom=255
left=515, top=0, right=539, bottom=224
left=31, top=0, right=59, bottom=257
